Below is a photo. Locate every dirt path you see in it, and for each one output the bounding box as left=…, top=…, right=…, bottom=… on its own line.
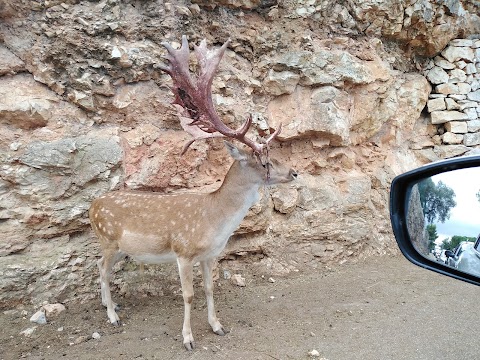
left=1, top=256, right=478, bottom=360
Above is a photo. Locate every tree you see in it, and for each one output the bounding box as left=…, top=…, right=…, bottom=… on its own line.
left=417, top=178, right=456, bottom=224
left=426, top=224, right=438, bottom=251
left=442, top=235, right=476, bottom=251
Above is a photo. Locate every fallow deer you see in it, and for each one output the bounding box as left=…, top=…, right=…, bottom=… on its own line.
left=89, top=36, right=297, bottom=350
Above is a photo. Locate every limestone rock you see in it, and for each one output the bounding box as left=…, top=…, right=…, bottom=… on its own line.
left=20, top=327, right=37, bottom=337
left=441, top=46, right=475, bottom=63
left=435, top=83, right=459, bottom=95
left=449, top=69, right=467, bottom=83
left=450, top=39, right=474, bottom=47
left=427, top=98, right=446, bottom=112
left=231, top=274, right=246, bottom=287
left=30, top=310, right=47, bottom=325
left=431, top=110, right=469, bottom=124
left=467, top=120, right=480, bottom=132
left=467, top=90, right=480, bottom=101
left=272, top=48, right=390, bottom=87
left=426, top=67, right=449, bottom=84
left=433, top=145, right=469, bottom=158
left=0, top=74, right=56, bottom=129
left=445, top=98, right=460, bottom=110
left=457, top=82, right=472, bottom=94
left=43, top=303, right=66, bottom=317
left=464, top=132, right=480, bottom=146
left=445, top=121, right=467, bottom=133
left=267, top=86, right=351, bottom=145
left=271, top=187, right=299, bottom=214
left=264, top=70, right=300, bottom=96
left=191, top=0, right=261, bottom=9
left=434, top=56, right=455, bottom=70
left=0, top=45, right=25, bottom=75
left=441, top=132, right=463, bottom=144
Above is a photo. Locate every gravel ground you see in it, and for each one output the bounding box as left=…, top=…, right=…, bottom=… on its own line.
left=1, top=255, right=478, bottom=360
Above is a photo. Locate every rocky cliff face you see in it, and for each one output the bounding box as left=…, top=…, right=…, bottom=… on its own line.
left=0, top=0, right=478, bottom=307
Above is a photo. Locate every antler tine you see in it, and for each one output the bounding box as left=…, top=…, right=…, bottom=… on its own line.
left=265, top=123, right=282, bottom=146
left=159, top=36, right=280, bottom=156
left=159, top=35, right=191, bottom=75
left=194, top=38, right=231, bottom=94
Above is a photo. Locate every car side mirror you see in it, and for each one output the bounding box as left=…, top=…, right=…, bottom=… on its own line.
left=390, top=155, right=480, bottom=286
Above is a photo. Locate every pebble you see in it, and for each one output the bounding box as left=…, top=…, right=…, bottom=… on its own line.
left=223, top=270, right=231, bottom=280
left=71, top=335, right=90, bottom=345
left=43, top=303, right=66, bottom=317
left=111, top=46, right=122, bottom=59
left=231, top=274, right=246, bottom=287
left=30, top=310, right=47, bottom=325
left=20, top=327, right=37, bottom=337
left=308, top=349, right=320, bottom=357
left=92, top=332, right=101, bottom=339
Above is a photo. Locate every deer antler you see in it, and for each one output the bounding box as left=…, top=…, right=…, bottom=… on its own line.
left=158, top=35, right=281, bottom=155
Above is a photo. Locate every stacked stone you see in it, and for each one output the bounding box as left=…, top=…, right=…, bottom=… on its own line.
left=424, top=38, right=480, bottom=147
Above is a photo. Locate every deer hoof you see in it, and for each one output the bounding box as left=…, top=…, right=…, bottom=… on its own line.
left=184, top=341, right=195, bottom=351
left=111, top=320, right=122, bottom=326
left=214, top=326, right=229, bottom=336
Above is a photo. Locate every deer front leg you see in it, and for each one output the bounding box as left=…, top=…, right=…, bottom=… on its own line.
left=200, top=259, right=227, bottom=336
left=177, top=257, right=195, bottom=350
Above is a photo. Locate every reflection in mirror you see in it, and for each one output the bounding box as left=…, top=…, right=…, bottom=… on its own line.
left=407, top=167, right=480, bottom=277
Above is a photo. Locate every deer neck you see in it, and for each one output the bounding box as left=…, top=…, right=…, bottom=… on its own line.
left=211, top=161, right=262, bottom=214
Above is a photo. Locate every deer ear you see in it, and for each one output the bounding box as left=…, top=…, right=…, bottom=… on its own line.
left=224, top=141, right=248, bottom=161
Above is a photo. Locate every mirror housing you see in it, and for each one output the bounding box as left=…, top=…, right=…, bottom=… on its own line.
left=390, top=155, right=480, bottom=286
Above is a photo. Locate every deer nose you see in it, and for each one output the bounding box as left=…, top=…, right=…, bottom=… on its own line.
left=290, top=169, right=298, bottom=179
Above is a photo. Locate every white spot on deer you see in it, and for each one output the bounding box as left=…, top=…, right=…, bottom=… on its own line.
left=171, top=220, right=176, bottom=226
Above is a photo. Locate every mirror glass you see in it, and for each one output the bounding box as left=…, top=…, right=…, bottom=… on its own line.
left=407, top=167, right=480, bottom=277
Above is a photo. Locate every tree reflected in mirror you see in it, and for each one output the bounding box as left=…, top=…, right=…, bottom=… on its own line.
left=406, top=167, right=480, bottom=278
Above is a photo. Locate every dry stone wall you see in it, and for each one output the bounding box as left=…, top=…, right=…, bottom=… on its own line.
left=424, top=38, right=480, bottom=157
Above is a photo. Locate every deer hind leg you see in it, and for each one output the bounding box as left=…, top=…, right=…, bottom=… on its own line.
left=97, top=257, right=121, bottom=311
left=177, top=257, right=195, bottom=351
left=200, top=258, right=227, bottom=336
left=98, top=248, right=124, bottom=325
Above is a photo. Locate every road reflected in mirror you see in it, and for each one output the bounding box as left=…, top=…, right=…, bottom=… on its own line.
left=407, top=167, right=480, bottom=277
